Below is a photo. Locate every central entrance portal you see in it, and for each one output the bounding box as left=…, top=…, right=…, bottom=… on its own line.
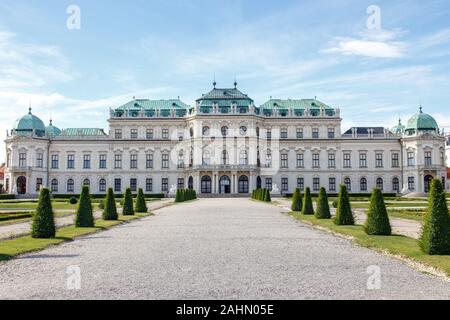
left=219, top=175, right=231, bottom=194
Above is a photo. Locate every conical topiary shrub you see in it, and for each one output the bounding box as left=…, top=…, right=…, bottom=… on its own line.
left=252, top=190, right=256, bottom=199
left=364, top=188, right=391, bottom=235
left=291, top=188, right=302, bottom=212
left=103, top=188, right=118, bottom=221
left=75, top=186, right=94, bottom=227
left=419, top=179, right=450, bottom=255
left=315, top=187, right=331, bottom=219
left=175, top=189, right=182, bottom=203
left=31, top=188, right=56, bottom=239
left=264, top=188, right=271, bottom=202
left=193, top=189, right=197, bottom=200
left=333, top=185, right=354, bottom=225
left=302, top=187, right=314, bottom=215
left=135, top=188, right=148, bottom=213
left=122, top=188, right=135, bottom=216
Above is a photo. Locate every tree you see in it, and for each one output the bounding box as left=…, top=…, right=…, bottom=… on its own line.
left=364, top=188, right=391, bottom=235
left=333, top=185, right=354, bottom=225
left=135, top=188, right=148, bottom=213
left=264, top=188, right=271, bottom=202
left=103, top=188, right=118, bottom=221
left=31, top=188, right=56, bottom=238
left=315, top=187, right=331, bottom=219
left=122, top=188, right=135, bottom=216
left=419, top=179, right=450, bottom=255
left=291, top=188, right=302, bottom=212
left=302, top=187, right=314, bottom=215
left=75, top=186, right=94, bottom=227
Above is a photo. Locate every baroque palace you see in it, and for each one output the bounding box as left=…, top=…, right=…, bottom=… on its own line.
left=3, top=83, right=447, bottom=197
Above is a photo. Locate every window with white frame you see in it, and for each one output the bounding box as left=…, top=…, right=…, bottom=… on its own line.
left=359, top=153, right=367, bottom=168
left=162, top=154, right=169, bottom=169
left=19, top=153, right=27, bottom=168
left=375, top=153, right=383, bottom=168
left=36, top=153, right=43, bottom=168
left=329, top=177, right=336, bottom=192
left=391, top=153, right=399, bottom=168
left=328, top=153, right=336, bottom=168
left=114, top=154, right=122, bottom=169
left=313, top=177, right=320, bottom=192
left=343, top=153, right=351, bottom=168
left=99, top=154, right=107, bottom=169
left=130, top=154, right=138, bottom=169
left=312, top=153, right=320, bottom=168
left=281, top=153, right=288, bottom=168
left=240, top=150, right=248, bottom=165
left=297, top=153, right=304, bottom=168
left=146, top=154, right=153, bottom=169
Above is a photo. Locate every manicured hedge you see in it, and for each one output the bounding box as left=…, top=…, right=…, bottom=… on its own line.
left=52, top=193, right=165, bottom=199
left=0, top=194, right=16, bottom=200
left=283, top=192, right=397, bottom=198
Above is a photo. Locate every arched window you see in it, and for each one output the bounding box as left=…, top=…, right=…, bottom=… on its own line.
left=67, top=179, right=74, bottom=193
left=221, top=126, right=228, bottom=137
left=99, top=179, right=106, bottom=192
left=178, top=150, right=184, bottom=168
left=188, top=176, right=194, bottom=190
left=360, top=178, right=367, bottom=192
left=202, top=126, right=210, bottom=136
left=222, top=150, right=229, bottom=165
left=201, top=176, right=212, bottom=194
left=344, top=177, right=351, bottom=191
left=392, top=177, right=400, bottom=193
left=51, top=179, right=58, bottom=193
left=189, top=127, right=194, bottom=137
left=83, top=179, right=90, bottom=187
left=376, top=178, right=384, bottom=191
left=240, top=150, right=248, bottom=165
left=238, top=176, right=249, bottom=193
left=202, top=150, right=211, bottom=165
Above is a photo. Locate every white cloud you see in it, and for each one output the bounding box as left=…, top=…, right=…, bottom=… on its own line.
left=323, top=29, right=406, bottom=58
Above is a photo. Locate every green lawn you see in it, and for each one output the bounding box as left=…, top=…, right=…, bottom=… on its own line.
left=0, top=213, right=151, bottom=262
left=290, top=213, right=450, bottom=277
left=388, top=209, right=426, bottom=222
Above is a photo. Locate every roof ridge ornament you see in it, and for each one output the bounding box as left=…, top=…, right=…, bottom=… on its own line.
left=419, top=105, right=423, bottom=113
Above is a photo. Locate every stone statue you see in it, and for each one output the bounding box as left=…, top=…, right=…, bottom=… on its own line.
left=271, top=184, right=280, bottom=195
left=169, top=184, right=177, bottom=197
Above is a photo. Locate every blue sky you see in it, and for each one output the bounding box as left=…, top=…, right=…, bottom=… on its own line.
left=1, top=0, right=450, bottom=161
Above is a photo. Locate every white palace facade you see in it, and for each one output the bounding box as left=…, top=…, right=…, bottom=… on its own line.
left=3, top=83, right=447, bottom=197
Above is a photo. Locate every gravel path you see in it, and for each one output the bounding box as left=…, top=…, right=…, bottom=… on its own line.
left=277, top=199, right=422, bottom=239
left=0, top=199, right=172, bottom=240
left=0, top=198, right=449, bottom=300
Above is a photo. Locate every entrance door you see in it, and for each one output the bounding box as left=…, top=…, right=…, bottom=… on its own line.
left=219, top=176, right=231, bottom=194
left=424, top=175, right=433, bottom=193
left=17, top=176, right=27, bottom=195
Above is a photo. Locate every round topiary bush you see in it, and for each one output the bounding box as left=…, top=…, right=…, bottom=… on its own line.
left=69, top=196, right=78, bottom=205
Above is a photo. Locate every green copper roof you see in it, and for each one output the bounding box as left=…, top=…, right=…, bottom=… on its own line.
left=115, top=99, right=190, bottom=111
left=13, top=109, right=46, bottom=137
left=391, top=119, right=406, bottom=134
left=45, top=120, right=62, bottom=137
left=406, top=107, right=439, bottom=132
left=260, top=99, right=334, bottom=110
left=197, top=87, right=253, bottom=102
left=60, top=128, right=106, bottom=136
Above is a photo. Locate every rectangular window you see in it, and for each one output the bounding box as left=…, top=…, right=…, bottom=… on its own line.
left=265, top=178, right=272, bottom=191
left=425, top=151, right=432, bottom=166
left=161, top=178, right=169, bottom=192
left=114, top=154, right=122, bottom=169
left=115, top=129, right=122, bottom=139
left=328, top=154, right=336, bottom=168
left=146, top=178, right=153, bottom=192
left=329, top=178, right=336, bottom=192
left=343, top=153, right=351, bottom=168
left=146, top=154, right=154, bottom=169
left=99, top=154, right=107, bottom=169
left=280, top=128, right=288, bottom=139
left=281, top=154, right=288, bottom=168
left=281, top=178, right=288, bottom=193
left=67, top=154, right=75, bottom=169
left=296, top=128, right=303, bottom=139
left=19, top=153, right=27, bottom=168
left=51, top=155, right=59, bottom=169
left=297, top=178, right=304, bottom=191
left=5, top=178, right=10, bottom=192
left=391, top=153, right=399, bottom=168
left=162, top=154, right=169, bottom=169
left=36, top=178, right=43, bottom=192
left=146, top=129, right=154, bottom=140
left=162, top=129, right=169, bottom=140
left=313, top=178, right=320, bottom=192
left=328, top=128, right=335, bottom=139
left=130, top=129, right=138, bottom=139
left=130, top=154, right=138, bottom=169
left=359, top=153, right=367, bottom=168
left=114, top=178, right=122, bottom=192
left=266, top=129, right=272, bottom=140
left=266, top=150, right=272, bottom=168
left=177, top=178, right=185, bottom=190
left=407, top=152, right=415, bottom=166
left=296, top=154, right=304, bottom=168
left=130, top=178, right=137, bottom=192
left=83, top=154, right=91, bottom=169
left=36, top=153, right=44, bottom=168
left=375, top=153, right=383, bottom=168
left=312, top=128, right=319, bottom=139
left=6, top=152, right=11, bottom=167
left=408, top=177, right=415, bottom=191
left=312, top=153, right=320, bottom=168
